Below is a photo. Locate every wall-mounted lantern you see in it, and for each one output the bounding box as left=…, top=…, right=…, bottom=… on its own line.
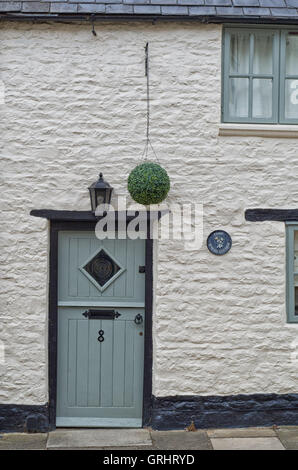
left=88, top=173, right=113, bottom=212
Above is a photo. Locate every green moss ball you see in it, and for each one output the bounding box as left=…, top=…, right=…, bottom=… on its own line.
left=128, top=162, right=170, bottom=205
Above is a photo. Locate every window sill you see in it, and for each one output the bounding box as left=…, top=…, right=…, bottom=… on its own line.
left=219, top=124, right=298, bottom=138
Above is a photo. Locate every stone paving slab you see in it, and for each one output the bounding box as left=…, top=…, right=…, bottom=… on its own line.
left=0, top=433, right=48, bottom=450
left=0, top=427, right=297, bottom=450
left=207, top=426, right=276, bottom=438
left=47, top=428, right=152, bottom=450
left=211, top=437, right=285, bottom=450
left=275, top=426, right=298, bottom=450
left=151, top=430, right=212, bottom=450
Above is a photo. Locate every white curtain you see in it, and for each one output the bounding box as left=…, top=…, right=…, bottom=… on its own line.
left=285, top=35, right=298, bottom=119
left=229, top=32, right=273, bottom=119
left=286, top=35, right=298, bottom=75
left=230, top=32, right=249, bottom=74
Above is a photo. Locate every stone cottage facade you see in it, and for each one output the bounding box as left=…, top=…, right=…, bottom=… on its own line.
left=1, top=0, right=298, bottom=432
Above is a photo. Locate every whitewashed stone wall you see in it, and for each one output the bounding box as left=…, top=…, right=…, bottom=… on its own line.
left=1, top=21, right=298, bottom=405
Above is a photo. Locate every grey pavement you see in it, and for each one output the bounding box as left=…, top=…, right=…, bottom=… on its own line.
left=0, top=426, right=298, bottom=450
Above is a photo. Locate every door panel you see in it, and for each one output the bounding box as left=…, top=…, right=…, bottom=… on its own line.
left=58, top=233, right=145, bottom=306
left=57, top=307, right=144, bottom=426
left=56, top=231, right=146, bottom=428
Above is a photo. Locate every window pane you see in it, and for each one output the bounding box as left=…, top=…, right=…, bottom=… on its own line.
left=229, top=32, right=250, bottom=74
left=229, top=78, right=249, bottom=118
left=253, top=31, right=273, bottom=74
left=294, top=231, right=298, bottom=270
left=295, top=286, right=298, bottom=315
left=294, top=233, right=298, bottom=316
left=252, top=79, right=273, bottom=119
left=286, top=34, right=298, bottom=76
left=285, top=79, right=298, bottom=120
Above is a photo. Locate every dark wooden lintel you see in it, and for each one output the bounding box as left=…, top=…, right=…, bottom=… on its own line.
left=245, top=209, right=298, bottom=222
left=30, top=209, right=97, bottom=221
left=30, top=209, right=167, bottom=222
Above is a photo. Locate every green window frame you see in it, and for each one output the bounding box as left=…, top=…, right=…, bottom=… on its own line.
left=223, top=27, right=298, bottom=124
left=286, top=223, right=298, bottom=323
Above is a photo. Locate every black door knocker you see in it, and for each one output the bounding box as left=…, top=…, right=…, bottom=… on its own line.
left=134, top=314, right=143, bottom=325
left=98, top=329, right=104, bottom=342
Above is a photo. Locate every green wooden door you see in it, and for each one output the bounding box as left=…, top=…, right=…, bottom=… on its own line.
left=56, top=232, right=146, bottom=427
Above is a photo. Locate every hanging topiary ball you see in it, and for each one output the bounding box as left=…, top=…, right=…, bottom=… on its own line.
left=128, top=162, right=170, bottom=205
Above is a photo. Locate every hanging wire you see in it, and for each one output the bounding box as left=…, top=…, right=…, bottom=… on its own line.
left=91, top=15, right=97, bottom=36
left=141, top=42, right=160, bottom=164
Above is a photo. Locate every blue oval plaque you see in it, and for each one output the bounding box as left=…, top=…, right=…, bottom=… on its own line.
left=207, top=230, right=232, bottom=255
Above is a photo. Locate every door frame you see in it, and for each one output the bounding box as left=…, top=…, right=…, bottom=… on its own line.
left=48, top=219, right=153, bottom=429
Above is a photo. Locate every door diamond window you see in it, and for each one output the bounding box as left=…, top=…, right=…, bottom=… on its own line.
left=80, top=247, right=125, bottom=292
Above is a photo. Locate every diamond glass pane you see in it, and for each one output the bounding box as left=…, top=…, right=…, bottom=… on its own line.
left=83, top=249, right=120, bottom=287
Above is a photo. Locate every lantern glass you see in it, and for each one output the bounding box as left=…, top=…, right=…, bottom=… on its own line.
left=105, top=188, right=112, bottom=204
left=88, top=188, right=96, bottom=212
left=88, top=173, right=113, bottom=212
left=96, top=190, right=106, bottom=206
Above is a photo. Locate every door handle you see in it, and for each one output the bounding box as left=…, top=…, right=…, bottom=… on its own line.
left=134, top=314, right=143, bottom=325
left=82, top=309, right=121, bottom=320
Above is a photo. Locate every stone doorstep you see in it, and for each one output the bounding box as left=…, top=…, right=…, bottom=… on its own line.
left=46, top=428, right=152, bottom=449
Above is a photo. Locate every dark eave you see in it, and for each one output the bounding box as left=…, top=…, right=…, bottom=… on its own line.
left=2, top=13, right=298, bottom=24
left=1, top=1, right=298, bottom=24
